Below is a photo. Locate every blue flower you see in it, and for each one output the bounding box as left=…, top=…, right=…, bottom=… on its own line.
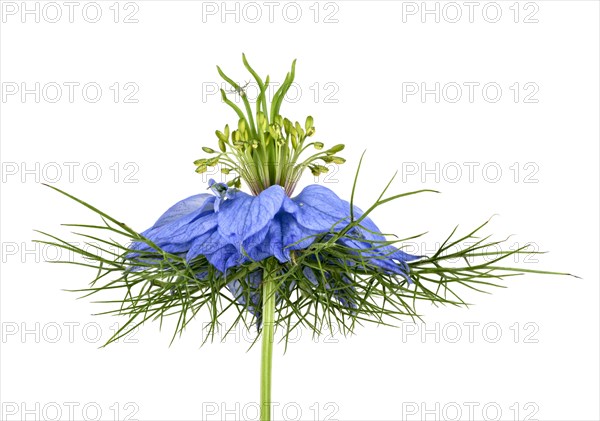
left=130, top=182, right=421, bottom=312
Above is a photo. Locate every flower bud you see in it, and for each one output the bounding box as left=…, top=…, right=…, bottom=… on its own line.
left=221, top=168, right=231, bottom=174
left=314, top=142, right=324, bottom=150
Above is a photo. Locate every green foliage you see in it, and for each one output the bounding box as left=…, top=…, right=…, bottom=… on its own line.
left=36, top=165, right=572, bottom=349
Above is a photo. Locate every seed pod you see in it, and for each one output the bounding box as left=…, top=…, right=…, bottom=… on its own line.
left=202, top=147, right=216, bottom=154
left=218, top=139, right=227, bottom=152
left=331, top=156, right=346, bottom=164
left=193, top=158, right=207, bottom=166
left=221, top=168, right=231, bottom=174
left=306, top=127, right=316, bottom=137
left=196, top=165, right=207, bottom=174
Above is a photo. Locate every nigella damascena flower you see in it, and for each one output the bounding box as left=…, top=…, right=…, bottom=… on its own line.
left=40, top=56, right=568, bottom=420
left=130, top=179, right=421, bottom=312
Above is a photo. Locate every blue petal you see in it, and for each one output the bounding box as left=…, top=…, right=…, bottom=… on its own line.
left=151, top=211, right=218, bottom=246
left=279, top=212, right=320, bottom=252
left=245, top=218, right=288, bottom=263
left=145, top=193, right=214, bottom=230
left=342, top=206, right=421, bottom=279
left=283, top=185, right=421, bottom=280
left=338, top=237, right=406, bottom=275
left=206, top=243, right=245, bottom=273
left=289, top=185, right=349, bottom=231
left=217, top=185, right=286, bottom=245
left=279, top=185, right=351, bottom=253
left=129, top=194, right=215, bottom=255
left=130, top=213, right=219, bottom=259
left=186, top=227, right=228, bottom=262
left=302, top=266, right=319, bottom=285
left=350, top=206, right=421, bottom=263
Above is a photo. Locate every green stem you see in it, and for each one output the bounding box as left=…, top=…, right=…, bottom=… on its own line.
left=260, top=265, right=276, bottom=421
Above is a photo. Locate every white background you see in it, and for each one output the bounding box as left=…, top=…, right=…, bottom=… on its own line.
left=1, top=1, right=599, bottom=420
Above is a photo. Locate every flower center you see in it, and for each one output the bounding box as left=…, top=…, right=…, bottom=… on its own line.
left=193, top=55, right=346, bottom=196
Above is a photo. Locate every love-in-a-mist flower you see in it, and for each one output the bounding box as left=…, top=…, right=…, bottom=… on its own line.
left=40, top=55, right=570, bottom=421
left=130, top=178, right=421, bottom=320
